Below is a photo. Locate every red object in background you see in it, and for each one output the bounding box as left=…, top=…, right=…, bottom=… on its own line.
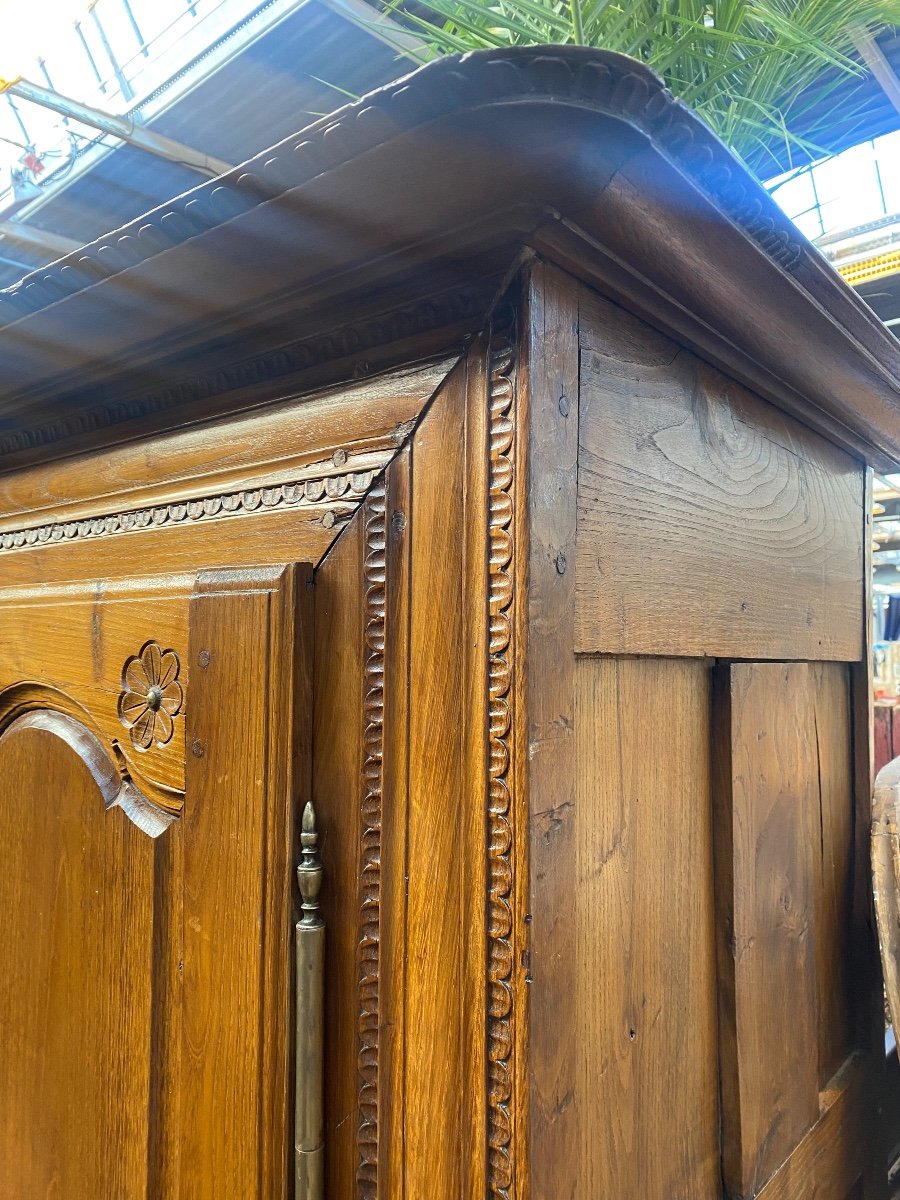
left=875, top=703, right=900, bottom=774
left=20, top=152, right=43, bottom=176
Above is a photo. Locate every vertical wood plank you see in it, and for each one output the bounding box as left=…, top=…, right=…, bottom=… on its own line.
left=810, top=662, right=855, bottom=1088
left=313, top=511, right=366, bottom=1200
left=576, top=656, right=720, bottom=1199
left=713, top=662, right=820, bottom=1198
left=183, top=566, right=307, bottom=1200
left=405, top=362, right=467, bottom=1199
left=525, top=262, right=580, bottom=1200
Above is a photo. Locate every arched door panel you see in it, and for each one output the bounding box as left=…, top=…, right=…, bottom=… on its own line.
left=0, top=565, right=310, bottom=1199
left=0, top=716, right=157, bottom=1198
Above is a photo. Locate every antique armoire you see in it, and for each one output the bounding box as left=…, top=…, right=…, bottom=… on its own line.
left=0, top=45, right=898, bottom=1200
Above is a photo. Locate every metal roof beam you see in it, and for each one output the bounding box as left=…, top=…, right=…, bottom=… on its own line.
left=0, top=78, right=234, bottom=178
left=0, top=220, right=81, bottom=259
left=850, top=25, right=900, bottom=116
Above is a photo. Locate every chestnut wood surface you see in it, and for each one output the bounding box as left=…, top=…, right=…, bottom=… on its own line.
left=0, top=249, right=884, bottom=1200
left=576, top=656, right=720, bottom=1199
left=524, top=262, right=581, bottom=1200
left=0, top=564, right=310, bottom=1199
left=0, top=361, right=451, bottom=528
left=0, top=577, right=191, bottom=802
left=0, top=718, right=156, bottom=1198
left=312, top=505, right=368, bottom=1199
left=811, top=663, right=856, bottom=1089
left=405, top=362, right=468, bottom=1199
left=713, top=662, right=821, bottom=1197
left=576, top=289, right=865, bottom=662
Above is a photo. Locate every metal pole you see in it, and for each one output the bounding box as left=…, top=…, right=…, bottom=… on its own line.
left=74, top=20, right=107, bottom=93
left=89, top=3, right=135, bottom=102
left=0, top=78, right=235, bottom=178
left=121, top=0, right=150, bottom=58
left=295, top=801, right=325, bottom=1200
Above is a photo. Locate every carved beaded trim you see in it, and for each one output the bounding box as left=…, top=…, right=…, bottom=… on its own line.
left=357, top=479, right=387, bottom=1198
left=487, top=333, right=516, bottom=1199
left=0, top=469, right=374, bottom=552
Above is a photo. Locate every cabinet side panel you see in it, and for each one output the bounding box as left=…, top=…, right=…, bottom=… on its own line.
left=575, top=289, right=864, bottom=661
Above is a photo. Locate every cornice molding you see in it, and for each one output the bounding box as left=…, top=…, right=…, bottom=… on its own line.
left=0, top=47, right=802, bottom=330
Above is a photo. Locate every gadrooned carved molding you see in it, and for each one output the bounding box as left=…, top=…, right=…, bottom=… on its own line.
left=488, top=332, right=516, bottom=1199
left=0, top=468, right=375, bottom=552
left=357, top=479, right=387, bottom=1198
left=0, top=48, right=802, bottom=330
left=118, top=641, right=183, bottom=752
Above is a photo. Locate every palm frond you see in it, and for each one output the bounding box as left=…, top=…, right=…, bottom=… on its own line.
left=374, top=0, right=900, bottom=170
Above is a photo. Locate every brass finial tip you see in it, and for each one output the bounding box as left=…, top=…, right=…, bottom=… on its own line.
left=302, top=801, right=316, bottom=834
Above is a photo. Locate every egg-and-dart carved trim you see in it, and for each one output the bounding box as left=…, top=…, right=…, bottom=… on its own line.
left=0, top=468, right=375, bottom=552
left=357, top=478, right=386, bottom=1198
left=487, top=331, right=516, bottom=1200
left=0, top=48, right=802, bottom=330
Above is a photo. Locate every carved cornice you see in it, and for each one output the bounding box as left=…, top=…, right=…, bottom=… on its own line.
left=487, top=333, right=516, bottom=1199
left=0, top=468, right=375, bottom=552
left=0, top=49, right=802, bottom=332
left=357, top=479, right=387, bottom=1198
left=0, top=281, right=494, bottom=459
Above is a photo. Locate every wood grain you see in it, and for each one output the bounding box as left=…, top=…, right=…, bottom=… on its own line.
left=311, top=504, right=366, bottom=1200
left=0, top=577, right=191, bottom=800
left=576, top=290, right=865, bottom=661
left=755, top=1058, right=866, bottom=1200
left=404, top=360, right=467, bottom=1199
left=0, top=720, right=156, bottom=1199
left=810, top=663, right=855, bottom=1088
left=713, top=662, right=820, bottom=1198
left=524, top=262, right=580, bottom=1200
left=575, top=656, right=720, bottom=1199
left=181, top=565, right=308, bottom=1199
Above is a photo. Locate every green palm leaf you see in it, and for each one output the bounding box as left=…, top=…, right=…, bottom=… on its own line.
left=376, top=0, right=900, bottom=170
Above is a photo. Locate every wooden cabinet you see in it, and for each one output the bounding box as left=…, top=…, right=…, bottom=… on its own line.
left=0, top=45, right=897, bottom=1200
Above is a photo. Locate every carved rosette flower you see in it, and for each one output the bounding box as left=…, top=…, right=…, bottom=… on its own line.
left=118, top=641, right=183, bottom=751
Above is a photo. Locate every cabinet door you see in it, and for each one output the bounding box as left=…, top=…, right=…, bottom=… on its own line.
left=0, top=565, right=310, bottom=1199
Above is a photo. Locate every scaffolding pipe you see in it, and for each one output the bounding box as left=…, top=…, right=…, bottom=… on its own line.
left=0, top=221, right=83, bottom=259
left=0, top=77, right=234, bottom=178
